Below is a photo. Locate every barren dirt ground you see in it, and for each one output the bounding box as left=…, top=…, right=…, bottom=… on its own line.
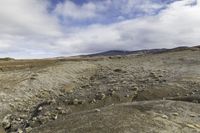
left=0, top=47, right=200, bottom=133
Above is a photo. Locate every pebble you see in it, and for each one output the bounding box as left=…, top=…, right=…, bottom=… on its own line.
left=95, top=109, right=101, bottom=112
left=17, top=128, right=23, bottom=133
left=95, top=92, right=106, bottom=100
left=161, top=114, right=169, bottom=119
left=44, top=111, right=51, bottom=116
left=125, top=94, right=130, bottom=98
left=73, top=99, right=79, bottom=105
left=189, top=114, right=196, bottom=117
left=171, top=113, right=179, bottom=116
left=56, top=107, right=62, bottom=110
left=2, top=114, right=12, bottom=129
left=32, top=117, right=37, bottom=121
left=186, top=124, right=196, bottom=129
left=90, top=99, right=96, bottom=104
left=131, top=87, right=138, bottom=91
left=25, top=127, right=32, bottom=133
left=38, top=106, right=43, bottom=111
left=53, top=114, right=58, bottom=120
left=20, top=114, right=27, bottom=119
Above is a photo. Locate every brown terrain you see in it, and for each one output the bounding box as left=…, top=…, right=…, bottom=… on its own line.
left=0, top=46, right=200, bottom=133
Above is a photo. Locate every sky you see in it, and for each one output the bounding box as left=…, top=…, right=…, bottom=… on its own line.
left=0, top=0, right=200, bottom=58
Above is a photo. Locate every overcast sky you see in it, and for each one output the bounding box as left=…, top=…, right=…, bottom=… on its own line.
left=0, top=0, right=200, bottom=58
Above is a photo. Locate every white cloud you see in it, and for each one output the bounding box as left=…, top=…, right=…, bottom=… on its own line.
left=54, top=1, right=98, bottom=20
left=51, top=0, right=200, bottom=54
left=0, top=0, right=200, bottom=58
left=0, top=0, right=61, bottom=37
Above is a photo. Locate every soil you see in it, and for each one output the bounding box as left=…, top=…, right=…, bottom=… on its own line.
left=0, top=47, right=200, bottom=133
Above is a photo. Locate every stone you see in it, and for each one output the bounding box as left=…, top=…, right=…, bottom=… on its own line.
left=32, top=117, right=37, bottom=121
left=73, top=99, right=79, bottom=105
left=90, top=99, right=96, bottom=104
left=56, top=107, right=62, bottom=110
left=9, top=103, right=15, bottom=108
left=10, top=120, right=19, bottom=131
left=171, top=113, right=179, bottom=116
left=95, top=109, right=101, bottom=112
left=17, top=128, right=23, bottom=133
left=38, top=116, right=48, bottom=124
left=44, top=111, right=51, bottom=116
left=38, top=106, right=43, bottom=111
left=125, top=94, right=130, bottom=98
left=20, top=114, right=28, bottom=119
left=131, top=87, right=138, bottom=91
left=186, top=124, right=196, bottom=129
left=161, top=115, right=168, bottom=119
left=189, top=114, right=196, bottom=117
left=95, top=92, right=106, bottom=100
left=52, top=114, right=58, bottom=120
left=25, top=127, right=32, bottom=133
left=78, top=100, right=85, bottom=104
left=2, top=114, right=12, bottom=129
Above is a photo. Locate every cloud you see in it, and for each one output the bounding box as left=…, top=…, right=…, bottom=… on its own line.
left=52, top=0, right=200, bottom=54
left=0, top=0, right=200, bottom=58
left=0, top=0, right=61, bottom=36
left=54, top=1, right=98, bottom=20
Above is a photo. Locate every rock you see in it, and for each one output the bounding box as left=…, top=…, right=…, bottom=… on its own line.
left=20, top=114, right=28, bottom=119
left=73, top=99, right=79, bottom=105
left=44, top=111, right=51, bottom=116
left=171, top=113, right=179, bottom=116
left=2, top=114, right=12, bottom=129
left=95, top=109, right=101, bottom=112
left=32, top=117, right=37, bottom=121
left=68, top=90, right=74, bottom=94
left=16, top=117, right=21, bottom=121
left=194, top=124, right=200, bottom=128
left=161, top=115, right=168, bottom=119
left=17, top=128, right=23, bottom=133
left=49, top=99, right=56, bottom=104
left=95, top=92, right=106, bottom=100
left=10, top=120, right=19, bottom=131
left=131, top=87, right=138, bottom=91
left=9, top=103, right=15, bottom=108
left=78, top=100, right=86, bottom=104
left=60, top=110, right=66, bottom=114
left=186, top=124, right=197, bottom=129
left=38, top=106, right=43, bottom=111
left=25, top=127, right=32, bottom=133
left=52, top=114, right=58, bottom=120
left=108, top=89, right=115, bottom=96
left=38, top=116, right=48, bottom=124
left=90, top=99, right=96, bottom=104
left=56, top=107, right=62, bottom=110
left=189, top=114, right=196, bottom=117
left=114, top=87, right=119, bottom=91
left=125, top=94, right=130, bottom=98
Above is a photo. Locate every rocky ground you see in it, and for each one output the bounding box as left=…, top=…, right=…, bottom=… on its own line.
left=0, top=47, right=200, bottom=133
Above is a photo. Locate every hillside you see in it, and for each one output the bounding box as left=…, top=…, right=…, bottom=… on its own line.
left=0, top=46, right=200, bottom=133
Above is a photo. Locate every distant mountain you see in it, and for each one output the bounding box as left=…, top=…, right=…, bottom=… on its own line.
left=83, top=45, right=200, bottom=57
left=84, top=49, right=168, bottom=57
